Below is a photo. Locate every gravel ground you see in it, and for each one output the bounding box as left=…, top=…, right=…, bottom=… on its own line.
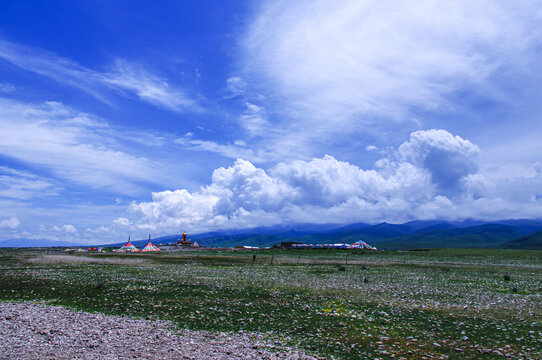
left=0, top=302, right=317, bottom=359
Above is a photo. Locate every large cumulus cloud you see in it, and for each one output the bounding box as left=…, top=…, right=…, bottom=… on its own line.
left=124, top=129, right=534, bottom=233
left=397, top=129, right=479, bottom=194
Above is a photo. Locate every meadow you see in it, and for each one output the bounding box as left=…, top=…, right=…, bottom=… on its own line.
left=0, top=248, right=540, bottom=359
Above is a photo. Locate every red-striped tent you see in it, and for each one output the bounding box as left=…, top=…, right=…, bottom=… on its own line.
left=119, top=235, right=139, bottom=252
left=140, top=235, right=160, bottom=252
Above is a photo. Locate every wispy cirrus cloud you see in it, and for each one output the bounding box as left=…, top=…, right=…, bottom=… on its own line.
left=174, top=132, right=265, bottom=162
left=102, top=60, right=201, bottom=113
left=0, top=83, right=15, bottom=93
left=171, top=101, right=288, bottom=164
left=239, top=102, right=274, bottom=138
left=0, top=98, right=163, bottom=195
left=0, top=166, right=58, bottom=199
left=223, top=76, right=246, bottom=99
left=0, top=38, right=199, bottom=113
left=240, top=0, right=542, bottom=157
left=0, top=38, right=104, bottom=99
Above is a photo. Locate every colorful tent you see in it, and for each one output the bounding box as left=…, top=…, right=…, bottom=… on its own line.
left=119, top=235, right=139, bottom=252
left=140, top=235, right=160, bottom=252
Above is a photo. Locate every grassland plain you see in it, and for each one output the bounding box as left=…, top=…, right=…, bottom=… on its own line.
left=0, top=248, right=540, bottom=359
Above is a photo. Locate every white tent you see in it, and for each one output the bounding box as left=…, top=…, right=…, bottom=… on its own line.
left=352, top=240, right=377, bottom=250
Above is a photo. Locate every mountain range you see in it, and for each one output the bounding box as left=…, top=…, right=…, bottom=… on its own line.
left=0, top=238, right=81, bottom=248
left=503, top=230, right=542, bottom=250
left=184, top=219, right=542, bottom=250
left=2, top=219, right=542, bottom=249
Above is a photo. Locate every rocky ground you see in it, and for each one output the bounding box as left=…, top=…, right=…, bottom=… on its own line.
left=0, top=302, right=316, bottom=359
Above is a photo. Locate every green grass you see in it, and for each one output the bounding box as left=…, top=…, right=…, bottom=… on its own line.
left=0, top=248, right=540, bottom=359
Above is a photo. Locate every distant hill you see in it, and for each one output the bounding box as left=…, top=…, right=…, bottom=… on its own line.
left=503, top=231, right=542, bottom=250
left=268, top=221, right=458, bottom=245
left=324, top=222, right=371, bottom=233
left=492, top=219, right=542, bottom=234
left=189, top=222, right=537, bottom=250
left=197, top=234, right=285, bottom=248
left=372, top=224, right=530, bottom=250
left=410, top=222, right=457, bottom=233
left=0, top=238, right=81, bottom=248
left=402, top=220, right=456, bottom=232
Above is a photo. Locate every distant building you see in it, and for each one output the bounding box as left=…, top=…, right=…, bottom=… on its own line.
left=177, top=232, right=192, bottom=246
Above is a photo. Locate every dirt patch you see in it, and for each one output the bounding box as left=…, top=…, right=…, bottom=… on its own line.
left=0, top=302, right=315, bottom=359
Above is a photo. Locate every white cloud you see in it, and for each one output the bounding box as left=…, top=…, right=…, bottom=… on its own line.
left=0, top=83, right=15, bottom=93
left=129, top=129, right=526, bottom=233
left=113, top=217, right=131, bottom=227
left=0, top=199, right=134, bottom=243
left=103, top=60, right=200, bottom=113
left=0, top=38, right=199, bottom=113
left=396, top=129, right=479, bottom=194
left=240, top=0, right=542, bottom=156
left=174, top=132, right=265, bottom=162
left=172, top=103, right=285, bottom=163
left=0, top=166, right=58, bottom=199
left=83, top=216, right=133, bottom=240
left=52, top=224, right=77, bottom=233
left=0, top=98, right=161, bottom=194
left=85, top=225, right=108, bottom=234
left=239, top=102, right=274, bottom=138
left=0, top=217, right=20, bottom=229
left=128, top=152, right=428, bottom=232
left=224, top=76, right=246, bottom=98
left=0, top=38, right=107, bottom=100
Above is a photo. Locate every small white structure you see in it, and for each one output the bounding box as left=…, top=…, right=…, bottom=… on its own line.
left=352, top=240, right=377, bottom=250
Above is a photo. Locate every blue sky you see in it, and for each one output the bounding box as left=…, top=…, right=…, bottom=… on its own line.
left=1, top=0, right=542, bottom=244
